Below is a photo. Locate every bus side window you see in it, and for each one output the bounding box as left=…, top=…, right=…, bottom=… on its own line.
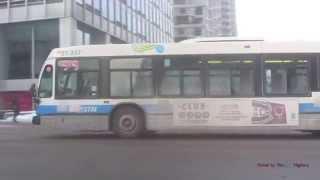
left=208, top=69, right=231, bottom=96
left=206, top=57, right=256, bottom=97
left=263, top=58, right=310, bottom=96
left=100, top=60, right=109, bottom=98
left=158, top=56, right=203, bottom=97
left=159, top=70, right=181, bottom=96
left=109, top=57, right=153, bottom=98
left=310, top=56, right=320, bottom=91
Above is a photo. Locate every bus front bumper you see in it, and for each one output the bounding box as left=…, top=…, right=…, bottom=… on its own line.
left=32, top=115, right=110, bottom=130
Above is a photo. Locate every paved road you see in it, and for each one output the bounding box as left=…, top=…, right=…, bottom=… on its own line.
left=0, top=125, right=319, bottom=180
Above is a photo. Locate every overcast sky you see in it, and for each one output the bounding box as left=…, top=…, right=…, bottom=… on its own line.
left=236, top=0, right=320, bottom=41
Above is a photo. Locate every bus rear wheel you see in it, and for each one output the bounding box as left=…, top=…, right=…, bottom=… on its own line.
left=112, top=106, right=145, bottom=138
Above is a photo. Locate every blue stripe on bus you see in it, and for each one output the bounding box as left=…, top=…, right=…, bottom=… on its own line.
left=37, top=105, right=57, bottom=115
left=299, top=103, right=320, bottom=113
left=37, top=105, right=113, bottom=116
left=37, top=103, right=320, bottom=116
left=37, top=104, right=168, bottom=116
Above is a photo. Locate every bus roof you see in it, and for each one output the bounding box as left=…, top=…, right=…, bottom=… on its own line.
left=48, top=41, right=320, bottom=59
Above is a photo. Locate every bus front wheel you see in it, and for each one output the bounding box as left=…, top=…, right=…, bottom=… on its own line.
left=112, top=106, right=145, bottom=138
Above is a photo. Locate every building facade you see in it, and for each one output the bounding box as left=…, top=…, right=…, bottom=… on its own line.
left=0, top=0, right=174, bottom=91
left=173, top=0, right=237, bottom=42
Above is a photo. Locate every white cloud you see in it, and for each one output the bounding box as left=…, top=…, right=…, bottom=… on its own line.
left=236, top=0, right=320, bottom=41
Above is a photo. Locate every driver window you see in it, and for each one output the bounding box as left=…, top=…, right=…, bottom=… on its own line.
left=56, top=59, right=100, bottom=99
left=56, top=71, right=78, bottom=97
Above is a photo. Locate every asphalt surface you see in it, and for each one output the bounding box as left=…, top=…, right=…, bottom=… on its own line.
left=0, top=125, right=320, bottom=180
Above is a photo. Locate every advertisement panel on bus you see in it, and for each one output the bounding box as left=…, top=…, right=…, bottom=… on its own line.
left=172, top=99, right=299, bottom=127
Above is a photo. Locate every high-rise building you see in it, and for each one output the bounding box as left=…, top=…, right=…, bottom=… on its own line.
left=172, top=0, right=237, bottom=42
left=0, top=0, right=174, bottom=91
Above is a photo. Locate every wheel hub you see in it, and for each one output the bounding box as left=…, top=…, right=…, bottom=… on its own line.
left=119, top=115, right=136, bottom=132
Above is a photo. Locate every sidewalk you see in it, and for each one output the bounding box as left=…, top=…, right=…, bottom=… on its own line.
left=0, top=111, right=35, bottom=124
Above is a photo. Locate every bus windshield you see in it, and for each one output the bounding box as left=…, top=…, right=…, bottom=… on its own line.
left=38, top=65, right=53, bottom=98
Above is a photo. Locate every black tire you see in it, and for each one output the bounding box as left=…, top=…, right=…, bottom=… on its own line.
left=112, top=106, right=145, bottom=138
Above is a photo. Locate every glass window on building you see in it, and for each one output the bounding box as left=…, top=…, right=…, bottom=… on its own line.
left=75, top=29, right=83, bottom=46
left=121, top=3, right=127, bottom=28
left=127, top=9, right=132, bottom=31
left=195, top=7, right=203, bottom=15
left=132, top=14, right=137, bottom=34
left=194, top=27, right=202, bottom=36
left=85, top=0, right=92, bottom=5
left=157, top=30, right=161, bottom=42
left=146, top=23, right=150, bottom=41
left=108, top=0, right=115, bottom=22
left=159, top=0, right=162, bottom=11
left=102, top=0, right=107, bottom=18
left=141, top=0, right=145, bottom=15
left=153, top=6, right=157, bottom=24
left=146, top=2, right=150, bottom=20
left=77, top=22, right=96, bottom=45
left=155, top=10, right=159, bottom=25
left=160, top=17, right=164, bottom=31
left=137, top=15, right=141, bottom=34
left=142, top=18, right=146, bottom=38
left=149, top=3, right=152, bottom=22
left=137, top=0, right=141, bottom=12
left=115, top=0, right=121, bottom=24
left=46, top=0, right=63, bottom=3
left=132, top=0, right=136, bottom=10
left=164, top=19, right=167, bottom=34
left=6, top=20, right=59, bottom=79
left=93, top=0, right=101, bottom=15
left=76, top=0, right=83, bottom=5
left=8, top=42, right=31, bottom=79
left=151, top=3, right=155, bottom=22
left=84, top=32, right=91, bottom=45
left=151, top=25, right=156, bottom=42
left=127, top=0, right=131, bottom=7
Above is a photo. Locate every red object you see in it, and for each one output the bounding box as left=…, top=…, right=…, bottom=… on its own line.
left=0, top=91, right=33, bottom=112
left=57, top=60, right=80, bottom=71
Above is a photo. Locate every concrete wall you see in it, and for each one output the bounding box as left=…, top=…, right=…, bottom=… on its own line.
left=0, top=2, right=65, bottom=24
left=59, top=17, right=78, bottom=47
left=60, top=17, right=108, bottom=47
left=0, top=79, right=38, bottom=91
left=35, top=41, right=56, bottom=77
left=90, top=30, right=107, bottom=45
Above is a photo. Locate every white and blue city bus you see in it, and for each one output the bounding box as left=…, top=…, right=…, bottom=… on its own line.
left=34, top=38, right=320, bottom=138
